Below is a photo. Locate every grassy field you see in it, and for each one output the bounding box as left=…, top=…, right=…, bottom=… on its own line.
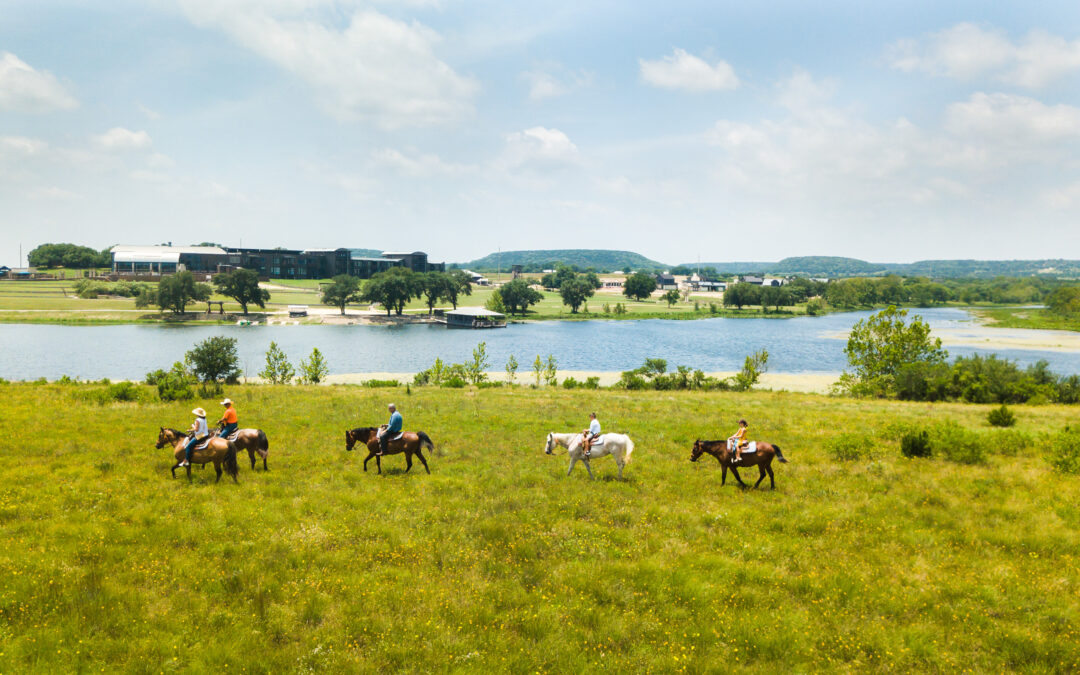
left=973, top=307, right=1080, bottom=332
left=1, top=384, right=1078, bottom=672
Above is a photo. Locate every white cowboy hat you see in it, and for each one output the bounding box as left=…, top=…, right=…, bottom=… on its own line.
left=387, top=403, right=396, bottom=409
left=192, top=407, right=207, bottom=417
left=220, top=398, right=232, bottom=406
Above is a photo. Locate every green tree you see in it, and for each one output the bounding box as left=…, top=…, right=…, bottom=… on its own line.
left=298, top=347, right=329, bottom=384
left=540, top=273, right=558, bottom=289
left=544, top=355, right=558, bottom=386
left=213, top=268, right=270, bottom=315
left=760, top=285, right=793, bottom=311
left=582, top=272, right=602, bottom=290
left=185, top=336, right=241, bottom=385
left=722, top=282, right=759, bottom=310
left=364, top=267, right=421, bottom=316
left=1047, top=286, right=1080, bottom=317
left=259, top=341, right=295, bottom=384
left=420, top=271, right=451, bottom=315
left=532, top=355, right=544, bottom=386
left=559, top=276, right=595, bottom=313
left=662, top=289, right=680, bottom=307
left=321, top=275, right=363, bottom=315
left=145, top=361, right=197, bottom=401
left=466, top=341, right=490, bottom=385
left=156, top=271, right=211, bottom=314
left=28, top=243, right=110, bottom=269
left=623, top=272, right=657, bottom=301
left=553, top=264, right=577, bottom=289
left=497, top=279, right=543, bottom=316
left=505, top=354, right=518, bottom=386
left=730, top=350, right=769, bottom=391
left=443, top=270, right=473, bottom=309
left=841, top=305, right=947, bottom=395
left=485, top=290, right=507, bottom=314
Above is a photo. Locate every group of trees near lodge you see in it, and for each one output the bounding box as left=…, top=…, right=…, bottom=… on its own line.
left=134, top=269, right=269, bottom=315
left=322, top=269, right=473, bottom=315
left=27, top=243, right=112, bottom=269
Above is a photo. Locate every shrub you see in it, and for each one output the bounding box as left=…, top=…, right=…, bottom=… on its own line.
left=1047, top=427, right=1080, bottom=475
left=145, top=362, right=196, bottom=401
left=186, top=336, right=241, bottom=386
left=259, top=341, right=295, bottom=385
left=805, top=299, right=825, bottom=316
left=583, top=376, right=600, bottom=390
left=987, top=404, right=1016, bottom=427
left=562, top=377, right=580, bottom=389
left=900, top=430, right=931, bottom=458
left=298, top=347, right=329, bottom=385
left=826, top=433, right=874, bottom=461
left=443, top=376, right=467, bottom=388
left=84, top=381, right=146, bottom=404
left=362, top=379, right=400, bottom=388
left=928, top=421, right=987, bottom=465
left=988, top=429, right=1032, bottom=457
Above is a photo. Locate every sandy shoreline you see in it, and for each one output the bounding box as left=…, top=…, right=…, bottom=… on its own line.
left=323, top=370, right=840, bottom=394
left=824, top=325, right=1080, bottom=352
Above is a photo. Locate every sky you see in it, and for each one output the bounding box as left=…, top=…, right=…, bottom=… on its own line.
left=2, top=1, right=1080, bottom=266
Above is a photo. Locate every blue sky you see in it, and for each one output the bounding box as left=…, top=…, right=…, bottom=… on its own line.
left=3, top=1, right=1080, bottom=265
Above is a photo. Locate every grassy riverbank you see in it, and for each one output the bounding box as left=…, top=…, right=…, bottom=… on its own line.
left=972, top=306, right=1080, bottom=332
left=1, top=384, right=1077, bottom=672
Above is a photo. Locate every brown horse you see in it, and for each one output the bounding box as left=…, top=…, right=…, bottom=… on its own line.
left=690, top=439, right=788, bottom=489
left=157, top=427, right=239, bottom=483
left=345, top=427, right=435, bottom=474
left=216, top=425, right=270, bottom=470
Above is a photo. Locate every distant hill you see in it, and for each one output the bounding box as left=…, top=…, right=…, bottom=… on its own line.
left=462, top=249, right=667, bottom=272
left=349, top=248, right=383, bottom=258
left=685, top=257, right=1080, bottom=279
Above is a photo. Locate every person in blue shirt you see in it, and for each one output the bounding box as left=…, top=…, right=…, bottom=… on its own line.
left=377, top=403, right=403, bottom=456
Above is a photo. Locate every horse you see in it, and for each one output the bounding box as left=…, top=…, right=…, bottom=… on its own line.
left=216, top=425, right=270, bottom=470
left=156, top=427, right=239, bottom=483
left=545, top=430, right=635, bottom=480
left=345, top=427, right=435, bottom=475
left=690, top=439, right=788, bottom=489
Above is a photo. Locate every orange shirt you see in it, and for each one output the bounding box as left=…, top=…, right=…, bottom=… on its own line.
left=223, top=407, right=238, bottom=424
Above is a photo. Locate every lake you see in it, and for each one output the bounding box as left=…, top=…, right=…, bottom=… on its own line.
left=2, top=308, right=1079, bottom=381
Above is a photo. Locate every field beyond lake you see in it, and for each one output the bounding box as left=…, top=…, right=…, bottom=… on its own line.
left=1, top=384, right=1078, bottom=672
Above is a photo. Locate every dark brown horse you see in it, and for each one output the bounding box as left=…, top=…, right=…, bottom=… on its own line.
left=156, top=427, right=239, bottom=483
left=690, top=439, right=788, bottom=489
left=345, top=427, right=435, bottom=474
left=216, top=425, right=270, bottom=470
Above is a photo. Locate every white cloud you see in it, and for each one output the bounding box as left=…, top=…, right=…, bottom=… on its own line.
left=639, top=48, right=739, bottom=92
left=94, top=127, right=153, bottom=151
left=945, top=92, right=1080, bottom=141
left=888, top=23, right=1080, bottom=88
left=27, top=186, right=79, bottom=201
left=373, top=148, right=469, bottom=176
left=147, top=153, right=175, bottom=168
left=0, top=136, right=48, bottom=155
left=503, top=127, right=579, bottom=168
left=0, top=52, right=78, bottom=113
left=179, top=2, right=477, bottom=127
left=522, top=66, right=593, bottom=100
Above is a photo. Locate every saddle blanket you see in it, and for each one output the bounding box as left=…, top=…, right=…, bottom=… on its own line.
left=728, top=439, right=757, bottom=453
left=589, top=434, right=605, bottom=446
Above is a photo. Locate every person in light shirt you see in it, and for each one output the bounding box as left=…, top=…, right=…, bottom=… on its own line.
left=180, top=407, right=209, bottom=467
left=581, top=412, right=601, bottom=458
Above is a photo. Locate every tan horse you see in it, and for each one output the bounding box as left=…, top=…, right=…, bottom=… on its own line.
left=216, top=425, right=270, bottom=471
left=345, top=427, right=434, bottom=474
left=157, top=427, right=239, bottom=483
left=690, top=439, right=788, bottom=489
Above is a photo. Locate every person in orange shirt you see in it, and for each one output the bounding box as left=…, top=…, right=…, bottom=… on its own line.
left=218, top=398, right=239, bottom=439
left=728, top=419, right=749, bottom=463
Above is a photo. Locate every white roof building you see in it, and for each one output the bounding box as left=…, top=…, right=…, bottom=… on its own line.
left=109, top=245, right=226, bottom=264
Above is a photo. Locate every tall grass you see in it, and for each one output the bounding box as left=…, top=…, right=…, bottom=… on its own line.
left=0, top=383, right=1077, bottom=672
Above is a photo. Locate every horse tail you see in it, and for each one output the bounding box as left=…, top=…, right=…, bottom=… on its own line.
left=224, top=440, right=240, bottom=477
left=773, top=444, right=788, bottom=463
left=257, top=429, right=269, bottom=453
left=418, top=431, right=441, bottom=456
left=623, top=436, right=634, bottom=464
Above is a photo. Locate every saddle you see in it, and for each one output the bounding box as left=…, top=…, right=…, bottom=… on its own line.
left=582, top=432, right=602, bottom=457
left=727, top=439, right=757, bottom=454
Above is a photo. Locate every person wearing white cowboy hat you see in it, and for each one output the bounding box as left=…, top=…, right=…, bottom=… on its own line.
left=217, top=398, right=239, bottom=440
left=181, top=407, right=210, bottom=467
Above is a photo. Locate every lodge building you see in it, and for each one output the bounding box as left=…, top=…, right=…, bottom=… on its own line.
left=109, top=245, right=443, bottom=280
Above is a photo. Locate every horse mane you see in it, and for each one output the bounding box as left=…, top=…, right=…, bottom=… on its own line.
left=350, top=427, right=377, bottom=437
left=167, top=428, right=187, bottom=437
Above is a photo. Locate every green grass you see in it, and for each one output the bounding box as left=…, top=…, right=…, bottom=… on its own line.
left=1, top=384, right=1078, bottom=672
left=973, top=306, right=1080, bottom=332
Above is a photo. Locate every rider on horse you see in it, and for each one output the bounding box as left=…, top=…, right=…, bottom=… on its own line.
left=729, top=419, right=749, bottom=463
left=582, top=412, right=601, bottom=458
left=376, top=403, right=403, bottom=456
left=180, top=407, right=210, bottom=467
left=217, top=398, right=238, bottom=439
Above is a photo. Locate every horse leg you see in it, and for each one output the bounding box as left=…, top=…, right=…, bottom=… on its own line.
left=376, top=454, right=382, bottom=475
left=170, top=462, right=180, bottom=479
left=616, top=458, right=625, bottom=480
left=214, top=460, right=223, bottom=483
left=363, top=452, right=371, bottom=472
left=754, top=464, right=766, bottom=489
left=248, top=448, right=256, bottom=470
left=766, top=463, right=775, bottom=490
left=730, top=467, right=746, bottom=488
left=405, top=451, right=414, bottom=473
left=186, top=463, right=193, bottom=482
left=721, top=464, right=728, bottom=486
left=583, top=458, right=594, bottom=480
left=567, top=455, right=577, bottom=476
left=263, top=453, right=268, bottom=471
left=415, top=449, right=431, bottom=474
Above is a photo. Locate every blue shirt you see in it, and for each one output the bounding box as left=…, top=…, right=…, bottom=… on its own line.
left=387, top=411, right=403, bottom=433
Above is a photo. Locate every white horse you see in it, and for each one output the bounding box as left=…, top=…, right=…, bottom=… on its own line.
left=544, top=431, right=635, bottom=480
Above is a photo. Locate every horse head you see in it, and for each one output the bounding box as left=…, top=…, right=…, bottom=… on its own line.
left=345, top=429, right=357, bottom=452
left=690, top=439, right=704, bottom=462
left=155, top=426, right=172, bottom=449
left=544, top=432, right=555, bottom=455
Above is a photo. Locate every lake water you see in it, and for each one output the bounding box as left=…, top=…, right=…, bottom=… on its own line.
left=2, top=308, right=1079, bottom=381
